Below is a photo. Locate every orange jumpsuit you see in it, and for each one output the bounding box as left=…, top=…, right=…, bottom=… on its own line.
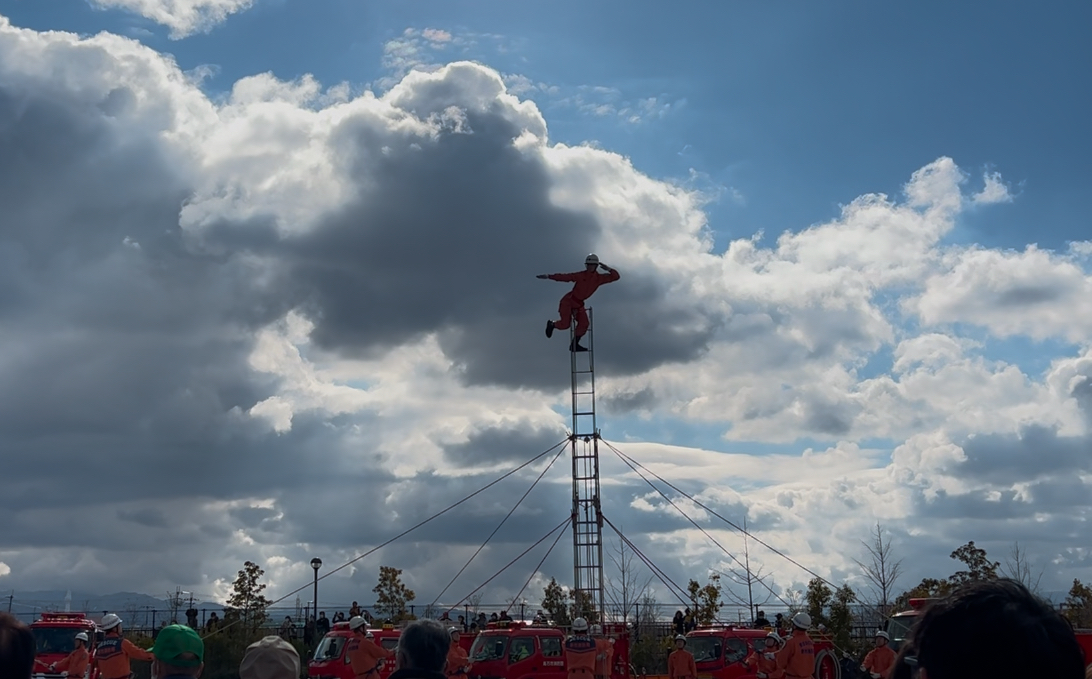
left=54, top=647, right=90, bottom=677
left=347, top=636, right=393, bottom=679
left=94, top=635, right=154, bottom=679
left=743, top=650, right=779, bottom=677
left=862, top=645, right=896, bottom=678
left=565, top=635, right=598, bottom=679
left=594, top=639, right=613, bottom=679
left=775, top=630, right=815, bottom=679
left=548, top=269, right=620, bottom=337
left=445, top=644, right=471, bottom=678
left=667, top=649, right=697, bottom=679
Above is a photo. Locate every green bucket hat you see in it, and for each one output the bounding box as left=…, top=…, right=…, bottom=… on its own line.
left=151, top=625, right=204, bottom=667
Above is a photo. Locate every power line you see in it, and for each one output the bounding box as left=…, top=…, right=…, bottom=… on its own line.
left=430, top=445, right=567, bottom=609
left=600, top=515, right=690, bottom=605
left=503, top=519, right=569, bottom=616
left=204, top=438, right=569, bottom=640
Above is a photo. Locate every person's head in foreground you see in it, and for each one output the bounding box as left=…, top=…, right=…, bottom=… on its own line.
left=0, top=613, right=35, bottom=679
left=239, top=636, right=300, bottom=679
left=151, top=624, right=205, bottom=678
left=909, top=578, right=1083, bottom=679
left=395, top=620, right=450, bottom=675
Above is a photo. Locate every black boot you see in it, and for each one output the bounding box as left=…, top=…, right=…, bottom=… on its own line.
left=545, top=320, right=555, bottom=338
left=570, top=339, right=588, bottom=352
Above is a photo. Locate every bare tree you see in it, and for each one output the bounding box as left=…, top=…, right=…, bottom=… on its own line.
left=1000, top=542, right=1044, bottom=594
left=853, top=523, right=904, bottom=617
left=467, top=592, right=484, bottom=618
left=605, top=534, right=653, bottom=624
left=720, top=516, right=774, bottom=621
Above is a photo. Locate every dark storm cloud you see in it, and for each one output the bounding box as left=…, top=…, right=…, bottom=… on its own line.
left=954, top=425, right=1090, bottom=484
left=441, top=423, right=567, bottom=467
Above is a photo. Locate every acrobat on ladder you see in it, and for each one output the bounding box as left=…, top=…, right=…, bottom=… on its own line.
left=536, top=253, right=620, bottom=620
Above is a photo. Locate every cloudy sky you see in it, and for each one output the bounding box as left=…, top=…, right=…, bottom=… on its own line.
left=2, top=0, right=1092, bottom=617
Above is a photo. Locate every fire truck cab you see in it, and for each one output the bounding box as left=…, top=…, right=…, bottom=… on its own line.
left=469, top=621, right=630, bottom=679
left=309, top=625, right=403, bottom=679
left=29, top=612, right=99, bottom=679
left=685, top=626, right=841, bottom=679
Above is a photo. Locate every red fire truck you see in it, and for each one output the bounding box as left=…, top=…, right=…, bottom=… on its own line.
left=309, top=624, right=478, bottom=679
left=29, top=612, right=99, bottom=679
left=468, top=621, right=630, bottom=679
left=685, top=626, right=841, bottom=679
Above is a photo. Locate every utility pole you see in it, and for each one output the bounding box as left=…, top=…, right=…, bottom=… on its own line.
left=6, top=590, right=12, bottom=613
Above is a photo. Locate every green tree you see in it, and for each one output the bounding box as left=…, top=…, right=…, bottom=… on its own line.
left=828, top=585, right=856, bottom=651
left=373, top=566, right=416, bottom=623
left=895, top=577, right=952, bottom=610
left=1063, top=579, right=1092, bottom=628
left=686, top=574, right=723, bottom=626
left=805, top=578, right=832, bottom=628
left=948, top=541, right=999, bottom=584
left=570, top=589, right=599, bottom=625
left=542, top=578, right=571, bottom=627
left=225, top=561, right=272, bottom=637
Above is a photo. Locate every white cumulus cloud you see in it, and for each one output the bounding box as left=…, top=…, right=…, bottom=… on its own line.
left=89, top=0, right=253, bottom=39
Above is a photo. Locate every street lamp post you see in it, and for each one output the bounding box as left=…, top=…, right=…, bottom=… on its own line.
left=310, top=558, right=322, bottom=626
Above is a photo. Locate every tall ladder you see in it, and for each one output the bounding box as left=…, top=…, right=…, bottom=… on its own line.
left=570, top=308, right=605, bottom=621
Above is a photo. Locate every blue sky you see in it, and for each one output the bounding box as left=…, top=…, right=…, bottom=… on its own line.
left=7, top=0, right=1090, bottom=253
left=4, top=0, right=1092, bottom=606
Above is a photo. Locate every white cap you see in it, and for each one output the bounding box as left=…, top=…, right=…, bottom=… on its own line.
left=240, top=636, right=300, bottom=679
left=100, top=614, right=122, bottom=631
left=791, top=612, right=811, bottom=629
left=349, top=616, right=367, bottom=631
left=75, top=632, right=89, bottom=642
left=572, top=617, right=589, bottom=632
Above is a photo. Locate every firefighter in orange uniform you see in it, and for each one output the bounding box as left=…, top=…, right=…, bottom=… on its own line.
left=446, top=628, right=471, bottom=679
left=565, top=618, right=598, bottom=679
left=347, top=617, right=393, bottom=679
left=743, top=632, right=782, bottom=679
left=538, top=254, right=621, bottom=352
left=775, top=613, right=816, bottom=679
left=667, top=635, right=697, bottom=679
left=93, top=614, right=154, bottom=679
left=44, top=632, right=91, bottom=677
left=590, top=625, right=614, bottom=679
left=861, top=631, right=896, bottom=679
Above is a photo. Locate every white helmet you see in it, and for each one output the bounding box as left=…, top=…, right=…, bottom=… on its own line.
left=365, top=631, right=374, bottom=639
left=791, top=612, right=811, bottom=629
left=675, top=635, right=686, bottom=643
left=572, top=617, right=589, bottom=633
left=765, top=632, right=781, bottom=644
left=449, top=628, right=460, bottom=638
left=75, top=633, right=89, bottom=642
left=876, top=630, right=890, bottom=641
left=589, top=624, right=602, bottom=635
left=349, top=616, right=367, bottom=631
left=100, top=614, right=122, bottom=631
left=585, top=254, right=599, bottom=266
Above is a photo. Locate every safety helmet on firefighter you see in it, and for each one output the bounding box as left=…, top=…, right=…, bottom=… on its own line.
left=791, top=612, right=811, bottom=629
left=349, top=616, right=367, bottom=631
left=875, top=630, right=890, bottom=641
left=75, top=632, right=89, bottom=642
left=366, top=631, right=374, bottom=639
left=585, top=254, right=599, bottom=266
left=675, top=635, right=686, bottom=643
left=450, top=628, right=460, bottom=638
left=100, top=614, right=122, bottom=631
left=572, top=617, right=589, bottom=633
left=590, top=624, right=602, bottom=635
left=765, top=632, right=781, bottom=645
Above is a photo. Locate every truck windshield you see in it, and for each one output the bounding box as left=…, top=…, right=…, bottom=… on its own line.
left=32, top=629, right=79, bottom=655
left=313, top=635, right=346, bottom=661
left=887, top=615, right=915, bottom=652
left=470, top=635, right=509, bottom=661
left=687, top=637, right=722, bottom=663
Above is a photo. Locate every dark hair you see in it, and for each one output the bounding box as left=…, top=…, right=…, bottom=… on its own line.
left=0, top=613, right=36, bottom=679
left=397, top=620, right=450, bottom=672
left=911, top=578, right=1083, bottom=679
